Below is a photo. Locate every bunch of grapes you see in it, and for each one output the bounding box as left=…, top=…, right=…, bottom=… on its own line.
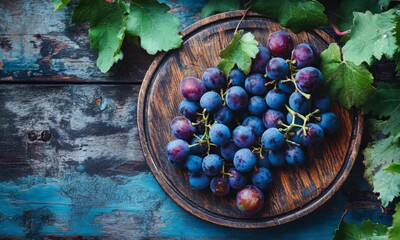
left=165, top=31, right=338, bottom=215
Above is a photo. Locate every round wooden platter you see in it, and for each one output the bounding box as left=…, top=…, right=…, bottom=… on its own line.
left=137, top=11, right=363, bottom=228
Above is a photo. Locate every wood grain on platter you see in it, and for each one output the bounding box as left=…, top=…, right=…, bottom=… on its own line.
left=138, top=11, right=363, bottom=228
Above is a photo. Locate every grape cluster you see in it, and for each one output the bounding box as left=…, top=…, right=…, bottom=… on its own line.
left=165, top=30, right=338, bottom=215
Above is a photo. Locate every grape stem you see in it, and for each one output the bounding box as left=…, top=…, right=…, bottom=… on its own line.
left=234, top=5, right=251, bottom=34
left=281, top=77, right=311, bottom=99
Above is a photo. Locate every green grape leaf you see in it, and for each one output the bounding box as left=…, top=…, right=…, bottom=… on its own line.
left=52, top=0, right=71, bottom=11
left=87, top=0, right=128, bottom=73
left=379, top=0, right=391, bottom=10
left=385, top=163, right=400, bottom=173
left=252, top=0, right=327, bottom=33
left=201, top=0, right=241, bottom=18
left=389, top=204, right=400, bottom=240
left=364, top=135, right=400, bottom=207
left=320, top=43, right=375, bottom=109
left=397, top=57, right=400, bottom=77
left=342, top=10, right=397, bottom=66
left=333, top=220, right=389, bottom=240
left=72, top=0, right=96, bottom=23
left=334, top=0, right=382, bottom=32
left=363, top=83, right=400, bottom=137
left=125, top=0, right=182, bottom=55
left=218, top=30, right=259, bottom=76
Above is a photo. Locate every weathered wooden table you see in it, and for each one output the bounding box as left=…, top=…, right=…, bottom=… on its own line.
left=0, top=1, right=393, bottom=239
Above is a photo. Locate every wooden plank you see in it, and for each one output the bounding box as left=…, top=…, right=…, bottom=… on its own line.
left=0, top=84, right=147, bottom=180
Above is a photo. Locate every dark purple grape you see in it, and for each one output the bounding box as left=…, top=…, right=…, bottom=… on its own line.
left=232, top=126, right=256, bottom=148
left=166, top=139, right=189, bottom=166
left=245, top=73, right=268, bottom=96
left=295, top=67, right=323, bottom=93
left=261, top=128, right=285, bottom=151
left=225, top=86, right=249, bottom=111
left=210, top=177, right=230, bottom=196
left=266, top=57, right=289, bottom=80
left=228, top=67, right=246, bottom=87
left=286, top=112, right=303, bottom=125
left=299, top=123, right=324, bottom=147
left=236, top=185, right=264, bottom=214
left=256, top=151, right=270, bottom=168
left=265, top=88, right=287, bottom=110
left=220, top=141, right=239, bottom=161
left=189, top=172, right=210, bottom=190
left=233, top=148, right=256, bottom=172
left=179, top=100, right=200, bottom=120
left=214, top=106, right=234, bottom=125
left=202, top=67, right=226, bottom=90
left=190, top=136, right=207, bottom=155
left=262, top=109, right=285, bottom=128
left=290, top=127, right=302, bottom=144
left=285, top=146, right=305, bottom=166
left=202, top=154, right=223, bottom=176
left=316, top=112, right=338, bottom=135
left=251, top=46, right=271, bottom=74
left=200, top=91, right=222, bottom=112
left=292, top=43, right=316, bottom=68
left=170, top=116, right=195, bottom=140
left=289, top=92, right=311, bottom=114
left=195, top=122, right=205, bottom=134
left=185, top=155, right=203, bottom=173
left=228, top=168, right=247, bottom=190
left=268, top=149, right=285, bottom=167
left=277, top=80, right=295, bottom=94
left=248, top=96, right=268, bottom=116
left=209, top=123, right=231, bottom=146
left=242, top=116, right=265, bottom=137
left=313, top=94, right=331, bottom=113
left=180, top=77, right=206, bottom=101
left=267, top=31, right=294, bottom=58
left=252, top=167, right=273, bottom=190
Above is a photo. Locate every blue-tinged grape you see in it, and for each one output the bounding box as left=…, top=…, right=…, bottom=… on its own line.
left=200, top=91, right=222, bottom=112
left=166, top=139, right=189, bottom=166
left=295, top=67, right=323, bottom=93
left=277, top=80, right=295, bottom=94
left=185, top=155, right=203, bottom=173
left=289, top=92, right=311, bottom=114
left=242, top=116, right=265, bottom=137
left=214, top=106, right=234, bottom=125
left=261, top=128, right=285, bottom=151
left=202, top=154, right=223, bottom=176
left=299, top=123, right=324, bottom=147
left=268, top=149, right=286, bottom=167
left=220, top=141, right=239, bottom=161
left=189, top=172, right=210, bottom=190
left=228, top=168, right=247, bottom=190
left=245, top=73, right=268, bottom=96
left=190, top=136, right=207, bottom=155
left=262, top=109, right=285, bottom=128
left=286, top=112, right=303, bottom=125
left=202, top=67, right=226, bottom=90
left=248, top=96, right=268, bottom=116
left=179, top=100, right=200, bottom=120
left=292, top=43, right=316, bottom=68
left=228, top=68, right=246, bottom=86
left=252, top=167, right=273, bottom=190
left=251, top=46, right=271, bottom=74
left=265, top=88, right=287, bottom=110
left=256, top=151, right=270, bottom=168
left=233, top=148, right=256, bottom=172
left=266, top=57, right=289, bottom=80
left=226, top=86, right=249, bottom=111
left=236, top=185, right=264, bottom=214
left=210, top=177, right=230, bottom=196
left=267, top=31, right=294, bottom=58
left=170, top=116, right=195, bottom=140
left=317, top=112, right=338, bottom=135
left=314, top=94, right=331, bottom=113
left=232, top=126, right=256, bottom=148
left=180, top=77, right=206, bottom=101
left=285, top=146, right=305, bottom=166
left=209, top=123, right=231, bottom=146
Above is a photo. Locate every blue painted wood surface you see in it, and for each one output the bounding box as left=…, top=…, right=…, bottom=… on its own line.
left=0, top=0, right=395, bottom=239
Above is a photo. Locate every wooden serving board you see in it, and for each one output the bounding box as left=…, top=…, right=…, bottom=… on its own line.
left=138, top=11, right=363, bottom=228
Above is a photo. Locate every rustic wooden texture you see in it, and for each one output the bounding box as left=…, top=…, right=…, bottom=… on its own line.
left=138, top=11, right=362, bottom=228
